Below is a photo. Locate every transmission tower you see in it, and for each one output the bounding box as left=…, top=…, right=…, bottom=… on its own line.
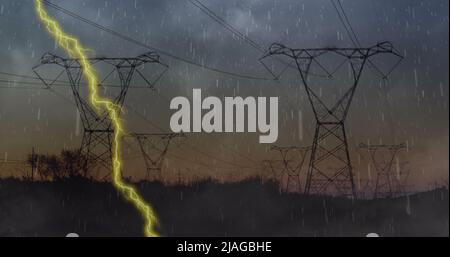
left=262, top=159, right=281, bottom=181
left=261, top=42, right=403, bottom=198
left=130, top=133, right=185, bottom=181
left=33, top=52, right=167, bottom=178
left=264, top=146, right=310, bottom=192
left=261, top=159, right=279, bottom=178
left=261, top=159, right=285, bottom=193
left=359, top=143, right=408, bottom=199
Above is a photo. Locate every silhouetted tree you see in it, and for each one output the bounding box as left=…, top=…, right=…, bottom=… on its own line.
left=60, top=150, right=85, bottom=178
left=26, top=149, right=92, bottom=180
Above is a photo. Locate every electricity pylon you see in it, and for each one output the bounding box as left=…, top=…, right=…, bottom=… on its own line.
left=131, top=133, right=185, bottom=181
left=261, top=159, right=285, bottom=193
left=261, top=42, right=403, bottom=198
left=33, top=52, right=167, bottom=179
left=264, top=146, right=310, bottom=192
left=359, top=142, right=407, bottom=199
left=262, top=159, right=282, bottom=181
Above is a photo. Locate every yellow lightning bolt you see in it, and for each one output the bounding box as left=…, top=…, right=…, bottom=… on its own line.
left=34, top=0, right=159, bottom=237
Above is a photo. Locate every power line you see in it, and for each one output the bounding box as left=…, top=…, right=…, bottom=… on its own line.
left=336, top=0, right=361, bottom=46
left=188, top=0, right=330, bottom=79
left=0, top=71, right=152, bottom=89
left=41, top=0, right=272, bottom=81
left=4, top=0, right=266, bottom=170
left=159, top=70, right=259, bottom=164
left=188, top=0, right=265, bottom=53
left=331, top=0, right=359, bottom=47
left=1, top=70, right=259, bottom=168
left=124, top=102, right=256, bottom=169
left=330, top=0, right=402, bottom=79
left=331, top=0, right=402, bottom=142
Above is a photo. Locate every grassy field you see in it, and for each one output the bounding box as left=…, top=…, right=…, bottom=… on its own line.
left=0, top=178, right=448, bottom=237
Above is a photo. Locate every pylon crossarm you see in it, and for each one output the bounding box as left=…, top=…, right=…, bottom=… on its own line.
left=274, top=41, right=401, bottom=59
left=35, top=51, right=165, bottom=65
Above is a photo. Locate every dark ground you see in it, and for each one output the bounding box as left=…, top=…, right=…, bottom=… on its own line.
left=0, top=178, right=448, bottom=237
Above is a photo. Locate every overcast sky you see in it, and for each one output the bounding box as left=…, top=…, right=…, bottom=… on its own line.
left=0, top=0, right=448, bottom=189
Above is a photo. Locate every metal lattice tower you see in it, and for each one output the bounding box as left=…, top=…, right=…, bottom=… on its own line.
left=261, top=159, right=282, bottom=183
left=261, top=42, right=403, bottom=198
left=131, top=133, right=185, bottom=181
left=262, top=159, right=282, bottom=181
left=359, top=143, right=408, bottom=199
left=33, top=52, right=167, bottom=178
left=261, top=159, right=285, bottom=193
left=264, top=146, right=310, bottom=192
